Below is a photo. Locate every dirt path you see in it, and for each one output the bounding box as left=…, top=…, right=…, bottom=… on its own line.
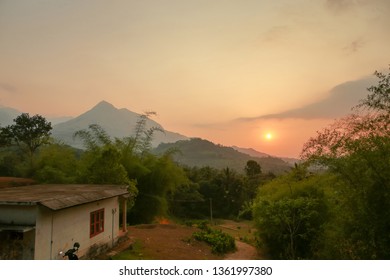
left=95, top=221, right=262, bottom=260
left=99, top=224, right=222, bottom=260
left=224, top=240, right=258, bottom=260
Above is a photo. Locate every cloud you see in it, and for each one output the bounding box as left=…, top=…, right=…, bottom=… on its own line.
left=260, top=25, right=290, bottom=44
left=343, top=38, right=365, bottom=54
left=237, top=76, right=376, bottom=122
left=325, top=0, right=390, bottom=14
left=0, top=83, right=18, bottom=95
left=325, top=0, right=355, bottom=13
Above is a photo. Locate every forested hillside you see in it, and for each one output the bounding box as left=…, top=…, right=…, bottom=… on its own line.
left=154, top=138, right=291, bottom=174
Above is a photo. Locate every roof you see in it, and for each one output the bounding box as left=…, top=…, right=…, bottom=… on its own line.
left=0, top=184, right=129, bottom=210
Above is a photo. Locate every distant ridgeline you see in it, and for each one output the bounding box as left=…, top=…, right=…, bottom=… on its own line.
left=153, top=138, right=293, bottom=175
left=0, top=102, right=293, bottom=175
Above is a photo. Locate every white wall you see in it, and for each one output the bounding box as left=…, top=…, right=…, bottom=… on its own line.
left=35, top=197, right=120, bottom=260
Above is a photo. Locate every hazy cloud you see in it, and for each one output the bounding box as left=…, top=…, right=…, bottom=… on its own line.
left=237, top=76, right=376, bottom=122
left=0, top=83, right=18, bottom=95
left=260, top=25, right=290, bottom=44
left=325, top=0, right=358, bottom=13
left=325, top=0, right=390, bottom=14
left=343, top=38, right=366, bottom=54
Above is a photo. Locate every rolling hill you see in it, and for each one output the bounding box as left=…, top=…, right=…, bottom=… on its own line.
left=153, top=138, right=292, bottom=174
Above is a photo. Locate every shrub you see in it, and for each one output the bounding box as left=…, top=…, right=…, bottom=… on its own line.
left=192, top=225, right=236, bottom=254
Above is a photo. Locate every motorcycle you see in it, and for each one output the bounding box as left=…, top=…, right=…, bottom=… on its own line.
left=60, top=242, right=80, bottom=260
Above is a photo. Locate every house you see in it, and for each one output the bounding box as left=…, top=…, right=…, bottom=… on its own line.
left=0, top=184, right=131, bottom=260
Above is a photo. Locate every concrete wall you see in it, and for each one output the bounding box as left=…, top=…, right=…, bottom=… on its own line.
left=35, top=197, right=121, bottom=260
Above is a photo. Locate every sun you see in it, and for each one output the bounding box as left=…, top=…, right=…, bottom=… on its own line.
left=265, top=132, right=273, bottom=140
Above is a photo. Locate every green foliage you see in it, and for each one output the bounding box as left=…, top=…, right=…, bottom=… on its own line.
left=73, top=124, right=112, bottom=151
left=175, top=163, right=275, bottom=220
left=242, top=160, right=264, bottom=205
left=110, top=240, right=150, bottom=260
left=129, top=153, right=188, bottom=223
left=74, top=115, right=187, bottom=225
left=357, top=65, right=390, bottom=113
left=245, top=160, right=262, bottom=177
left=0, top=147, right=24, bottom=176
left=34, top=143, right=79, bottom=183
left=253, top=171, right=329, bottom=259
left=192, top=224, right=236, bottom=254
left=169, top=182, right=205, bottom=219
left=298, top=66, right=390, bottom=259
left=74, top=124, right=139, bottom=218
left=0, top=113, right=52, bottom=174
left=237, top=201, right=254, bottom=220
left=153, top=138, right=291, bottom=174
left=85, top=146, right=129, bottom=185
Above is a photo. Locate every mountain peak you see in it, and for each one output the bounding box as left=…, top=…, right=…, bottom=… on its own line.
left=92, top=100, right=116, bottom=110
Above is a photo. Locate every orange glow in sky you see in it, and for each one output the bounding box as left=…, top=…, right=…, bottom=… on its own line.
left=0, top=1, right=389, bottom=158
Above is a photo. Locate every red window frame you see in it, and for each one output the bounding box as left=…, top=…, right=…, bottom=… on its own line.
left=90, top=208, right=104, bottom=238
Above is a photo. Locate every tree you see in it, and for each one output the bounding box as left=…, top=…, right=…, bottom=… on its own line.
left=128, top=152, right=188, bottom=223
left=74, top=124, right=139, bottom=224
left=0, top=113, right=52, bottom=171
left=243, top=160, right=263, bottom=201
left=34, top=143, right=80, bottom=183
left=245, top=160, right=262, bottom=177
left=168, top=181, right=205, bottom=219
left=74, top=114, right=185, bottom=225
left=357, top=65, right=390, bottom=114
left=301, top=66, right=390, bottom=259
left=85, top=146, right=129, bottom=185
left=74, top=124, right=132, bottom=185
left=253, top=172, right=328, bottom=259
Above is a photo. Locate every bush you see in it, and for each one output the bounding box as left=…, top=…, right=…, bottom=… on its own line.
left=192, top=225, right=236, bottom=254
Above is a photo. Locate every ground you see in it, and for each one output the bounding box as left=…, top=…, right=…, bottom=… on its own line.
left=96, top=220, right=263, bottom=260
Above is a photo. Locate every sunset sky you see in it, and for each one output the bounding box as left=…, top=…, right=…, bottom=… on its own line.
left=1, top=0, right=389, bottom=158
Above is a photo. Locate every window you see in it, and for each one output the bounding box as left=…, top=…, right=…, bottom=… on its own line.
left=90, top=208, right=104, bottom=238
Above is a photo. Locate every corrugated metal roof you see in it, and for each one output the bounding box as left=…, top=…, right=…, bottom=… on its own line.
left=0, top=184, right=130, bottom=210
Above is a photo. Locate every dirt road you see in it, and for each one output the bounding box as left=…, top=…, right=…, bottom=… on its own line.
left=224, top=240, right=258, bottom=260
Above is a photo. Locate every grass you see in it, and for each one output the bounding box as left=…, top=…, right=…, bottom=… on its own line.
left=110, top=240, right=151, bottom=260
left=211, top=219, right=258, bottom=247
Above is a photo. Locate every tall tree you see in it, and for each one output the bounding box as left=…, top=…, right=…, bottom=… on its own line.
left=245, top=160, right=262, bottom=177
left=0, top=113, right=52, bottom=170
left=301, top=66, right=390, bottom=259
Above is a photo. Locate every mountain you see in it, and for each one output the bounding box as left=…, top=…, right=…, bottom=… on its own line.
left=48, top=116, right=74, bottom=125
left=51, top=101, right=188, bottom=148
left=232, top=146, right=270, bottom=158
left=0, top=105, right=73, bottom=126
left=153, top=138, right=292, bottom=174
left=0, top=106, right=22, bottom=126
left=232, top=145, right=300, bottom=165
left=1, top=102, right=294, bottom=174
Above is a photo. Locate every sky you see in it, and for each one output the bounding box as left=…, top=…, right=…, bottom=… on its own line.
left=0, top=0, right=389, bottom=158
